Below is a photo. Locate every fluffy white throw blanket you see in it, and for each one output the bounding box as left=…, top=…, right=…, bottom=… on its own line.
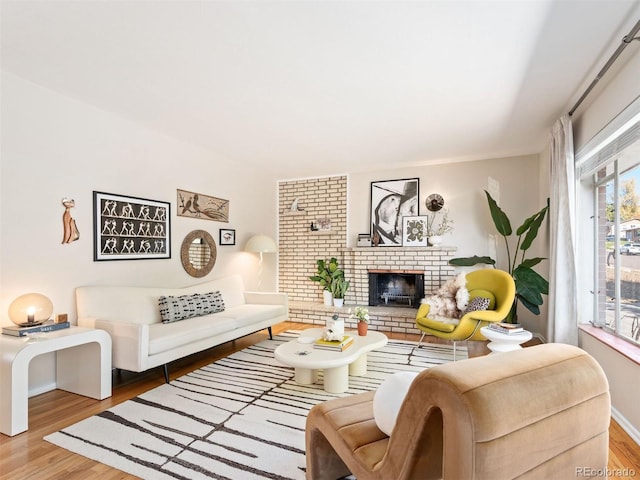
left=421, top=273, right=469, bottom=324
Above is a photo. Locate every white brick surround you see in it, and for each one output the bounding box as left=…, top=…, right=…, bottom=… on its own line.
left=343, top=246, right=457, bottom=306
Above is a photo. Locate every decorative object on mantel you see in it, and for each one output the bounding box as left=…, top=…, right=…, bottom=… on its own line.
left=402, top=216, right=429, bottom=246
left=93, top=191, right=170, bottom=261
left=426, top=209, right=453, bottom=244
left=449, top=190, right=549, bottom=322
left=424, top=193, right=453, bottom=246
left=370, top=178, right=419, bottom=246
left=309, top=257, right=343, bottom=306
left=177, top=188, right=229, bottom=222
left=351, top=306, right=370, bottom=336
left=357, top=233, right=371, bottom=247
left=61, top=198, right=80, bottom=244
left=8, top=293, right=53, bottom=327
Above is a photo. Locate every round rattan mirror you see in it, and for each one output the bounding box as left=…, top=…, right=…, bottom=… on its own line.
left=181, top=230, right=217, bottom=278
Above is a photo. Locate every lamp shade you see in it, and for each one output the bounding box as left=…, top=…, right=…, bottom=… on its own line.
left=245, top=234, right=277, bottom=253
left=8, top=293, right=53, bottom=327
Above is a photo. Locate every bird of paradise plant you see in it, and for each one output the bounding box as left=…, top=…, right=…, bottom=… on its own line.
left=449, top=191, right=549, bottom=322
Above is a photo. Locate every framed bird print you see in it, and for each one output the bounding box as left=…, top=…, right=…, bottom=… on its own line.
left=93, top=191, right=171, bottom=261
left=177, top=189, right=229, bottom=222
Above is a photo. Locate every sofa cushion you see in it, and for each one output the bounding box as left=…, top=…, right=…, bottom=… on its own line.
left=214, top=304, right=288, bottom=328
left=159, top=291, right=225, bottom=323
left=148, top=315, right=236, bottom=355
left=468, top=288, right=496, bottom=310
left=463, top=296, right=490, bottom=315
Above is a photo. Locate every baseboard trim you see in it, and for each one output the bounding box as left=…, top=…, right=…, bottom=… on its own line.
left=28, top=382, right=57, bottom=398
left=611, top=405, right=640, bottom=447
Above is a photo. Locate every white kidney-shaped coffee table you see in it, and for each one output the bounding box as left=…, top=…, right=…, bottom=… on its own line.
left=274, top=328, right=388, bottom=393
left=480, top=326, right=533, bottom=353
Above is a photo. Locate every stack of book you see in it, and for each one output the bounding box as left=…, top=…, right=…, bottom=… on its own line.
left=2, top=321, right=70, bottom=337
left=314, top=335, right=354, bottom=352
left=488, top=322, right=524, bottom=335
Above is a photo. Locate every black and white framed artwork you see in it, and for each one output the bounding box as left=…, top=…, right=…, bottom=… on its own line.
left=370, top=178, right=419, bottom=246
left=93, top=191, right=171, bottom=261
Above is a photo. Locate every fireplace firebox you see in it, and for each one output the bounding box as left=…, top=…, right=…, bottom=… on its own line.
left=368, top=270, right=424, bottom=308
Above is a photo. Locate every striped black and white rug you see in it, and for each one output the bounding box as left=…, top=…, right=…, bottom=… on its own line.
left=45, top=331, right=466, bottom=480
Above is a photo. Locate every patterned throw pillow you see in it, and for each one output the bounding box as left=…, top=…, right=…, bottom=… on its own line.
left=463, top=296, right=490, bottom=315
left=159, top=291, right=225, bottom=323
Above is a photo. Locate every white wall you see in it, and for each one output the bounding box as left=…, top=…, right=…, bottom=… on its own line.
left=1, top=71, right=279, bottom=392
left=348, top=154, right=547, bottom=332
left=579, top=331, right=640, bottom=445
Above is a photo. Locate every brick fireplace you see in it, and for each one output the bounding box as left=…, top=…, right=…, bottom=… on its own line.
left=287, top=246, right=457, bottom=334
left=278, top=175, right=458, bottom=333
left=343, top=246, right=457, bottom=307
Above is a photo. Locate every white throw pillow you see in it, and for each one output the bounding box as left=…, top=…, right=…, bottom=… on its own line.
left=373, top=371, right=419, bottom=436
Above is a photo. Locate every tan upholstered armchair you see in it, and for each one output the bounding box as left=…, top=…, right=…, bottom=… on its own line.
left=306, top=343, right=610, bottom=480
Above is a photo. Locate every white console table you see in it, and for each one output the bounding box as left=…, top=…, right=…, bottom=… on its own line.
left=0, top=326, right=112, bottom=436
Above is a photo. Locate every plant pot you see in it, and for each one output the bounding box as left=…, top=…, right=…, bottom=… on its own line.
left=333, top=298, right=344, bottom=308
left=323, top=290, right=333, bottom=306
left=428, top=235, right=443, bottom=246
left=357, top=321, right=368, bottom=336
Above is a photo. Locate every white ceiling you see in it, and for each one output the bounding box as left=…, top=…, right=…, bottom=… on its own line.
left=2, top=1, right=639, bottom=179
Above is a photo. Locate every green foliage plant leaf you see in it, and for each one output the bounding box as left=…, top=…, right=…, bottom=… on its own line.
left=520, top=257, right=545, bottom=268
left=485, top=191, right=512, bottom=236
left=309, top=257, right=344, bottom=291
left=520, top=207, right=548, bottom=251
left=449, top=256, right=496, bottom=267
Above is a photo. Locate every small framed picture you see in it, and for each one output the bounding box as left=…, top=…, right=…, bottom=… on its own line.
left=402, top=216, right=429, bottom=247
left=219, top=229, right=236, bottom=246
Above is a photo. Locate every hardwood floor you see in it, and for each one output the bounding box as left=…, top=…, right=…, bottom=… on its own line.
left=1, top=322, right=638, bottom=479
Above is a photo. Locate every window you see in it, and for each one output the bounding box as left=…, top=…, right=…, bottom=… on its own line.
left=579, top=99, right=640, bottom=346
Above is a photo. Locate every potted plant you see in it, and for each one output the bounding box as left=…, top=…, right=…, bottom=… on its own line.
left=449, top=191, right=549, bottom=322
left=309, top=257, right=343, bottom=306
left=350, top=306, right=370, bottom=336
left=426, top=208, right=454, bottom=246
left=330, top=276, right=350, bottom=307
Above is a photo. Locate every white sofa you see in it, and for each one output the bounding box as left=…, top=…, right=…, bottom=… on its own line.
left=76, top=274, right=288, bottom=381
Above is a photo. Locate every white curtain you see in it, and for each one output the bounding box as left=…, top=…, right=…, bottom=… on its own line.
left=548, top=115, right=578, bottom=345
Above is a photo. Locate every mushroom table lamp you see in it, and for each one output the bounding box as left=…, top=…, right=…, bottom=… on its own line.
left=8, top=293, right=53, bottom=327
left=245, top=234, right=277, bottom=290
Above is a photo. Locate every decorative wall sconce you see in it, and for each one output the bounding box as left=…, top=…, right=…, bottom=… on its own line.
left=425, top=193, right=444, bottom=212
